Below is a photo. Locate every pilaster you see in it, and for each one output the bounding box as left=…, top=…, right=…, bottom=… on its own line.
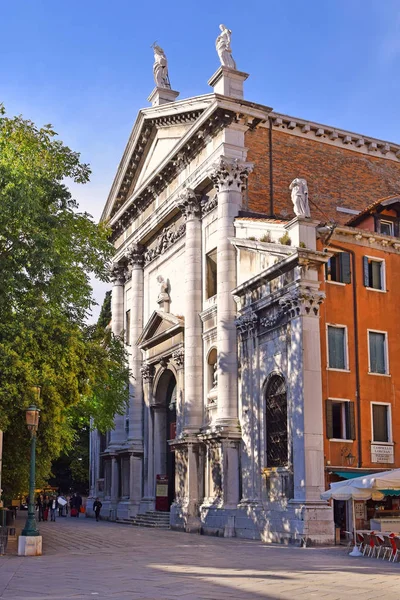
left=140, top=363, right=156, bottom=512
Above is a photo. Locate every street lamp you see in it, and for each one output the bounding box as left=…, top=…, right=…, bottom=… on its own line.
left=21, top=387, right=41, bottom=537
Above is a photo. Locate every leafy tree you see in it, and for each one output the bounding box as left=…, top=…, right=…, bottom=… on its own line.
left=0, top=107, right=127, bottom=501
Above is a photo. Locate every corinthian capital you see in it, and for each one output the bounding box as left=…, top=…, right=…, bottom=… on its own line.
left=110, top=263, right=126, bottom=285
left=176, top=188, right=201, bottom=221
left=208, top=156, right=253, bottom=193
left=126, top=242, right=144, bottom=268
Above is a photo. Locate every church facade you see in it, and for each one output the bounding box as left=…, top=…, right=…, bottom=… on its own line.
left=88, top=31, right=400, bottom=544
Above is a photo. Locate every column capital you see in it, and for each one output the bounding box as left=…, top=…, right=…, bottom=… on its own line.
left=176, top=188, right=201, bottom=221
left=110, top=263, right=126, bottom=285
left=140, top=362, right=155, bottom=383
left=279, top=285, right=325, bottom=318
left=171, top=347, right=184, bottom=368
left=235, top=310, right=258, bottom=336
left=126, top=242, right=144, bottom=268
left=208, top=156, right=253, bottom=193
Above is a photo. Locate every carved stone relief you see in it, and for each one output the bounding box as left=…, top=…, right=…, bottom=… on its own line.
left=177, top=188, right=201, bottom=221
left=110, top=263, right=126, bottom=285
left=144, top=223, right=186, bottom=265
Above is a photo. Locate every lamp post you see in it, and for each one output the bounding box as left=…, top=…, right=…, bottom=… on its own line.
left=21, top=389, right=41, bottom=537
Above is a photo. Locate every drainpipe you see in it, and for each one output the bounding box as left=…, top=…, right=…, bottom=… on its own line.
left=324, top=242, right=362, bottom=468
left=268, top=116, right=274, bottom=217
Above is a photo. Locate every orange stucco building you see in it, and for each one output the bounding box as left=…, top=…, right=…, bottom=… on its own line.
left=318, top=198, right=400, bottom=476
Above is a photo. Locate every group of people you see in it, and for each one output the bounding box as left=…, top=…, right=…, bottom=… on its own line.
left=36, top=492, right=85, bottom=521
left=36, top=494, right=59, bottom=522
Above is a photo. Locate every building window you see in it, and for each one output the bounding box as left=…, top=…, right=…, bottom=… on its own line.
left=363, top=257, right=385, bottom=290
left=372, top=403, right=391, bottom=443
left=326, top=400, right=355, bottom=440
left=265, top=375, right=288, bottom=468
left=325, top=252, right=351, bottom=284
left=368, top=331, right=388, bottom=374
left=125, top=310, right=131, bottom=345
left=379, top=220, right=394, bottom=236
left=206, top=249, right=217, bottom=299
left=327, top=325, right=348, bottom=370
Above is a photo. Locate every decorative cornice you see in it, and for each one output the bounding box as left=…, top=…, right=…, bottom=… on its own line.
left=208, top=156, right=253, bottom=193
left=176, top=188, right=201, bottom=221
left=144, top=222, right=186, bottom=265
left=140, top=362, right=155, bottom=383
left=333, top=226, right=400, bottom=253
left=110, top=263, right=126, bottom=285
left=126, top=242, right=144, bottom=268
left=269, top=111, right=400, bottom=162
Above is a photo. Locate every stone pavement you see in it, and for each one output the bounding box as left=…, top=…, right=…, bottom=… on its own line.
left=1, top=516, right=400, bottom=600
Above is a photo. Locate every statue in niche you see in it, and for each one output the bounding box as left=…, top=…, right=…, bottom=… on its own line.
left=212, top=363, right=218, bottom=389
left=289, top=178, right=311, bottom=218
left=156, top=275, right=171, bottom=311
left=215, top=24, right=237, bottom=70
left=151, top=42, right=171, bottom=89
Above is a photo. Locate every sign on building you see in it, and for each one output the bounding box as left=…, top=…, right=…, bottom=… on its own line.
left=371, top=444, right=394, bottom=464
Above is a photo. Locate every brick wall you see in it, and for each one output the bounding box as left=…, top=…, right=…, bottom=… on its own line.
left=245, top=127, right=400, bottom=224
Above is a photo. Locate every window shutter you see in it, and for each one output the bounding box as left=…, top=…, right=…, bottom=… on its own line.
left=326, top=400, right=334, bottom=439
left=347, top=402, right=356, bottom=440
left=363, top=256, right=370, bottom=287
left=339, top=252, right=351, bottom=284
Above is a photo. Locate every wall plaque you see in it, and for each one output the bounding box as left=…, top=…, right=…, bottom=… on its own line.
left=371, top=444, right=394, bottom=464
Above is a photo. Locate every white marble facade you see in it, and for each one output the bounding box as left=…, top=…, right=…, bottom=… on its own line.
left=88, top=66, right=334, bottom=544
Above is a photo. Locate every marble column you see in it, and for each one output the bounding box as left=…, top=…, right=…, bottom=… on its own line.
left=141, top=363, right=155, bottom=510
left=109, top=262, right=126, bottom=447
left=126, top=243, right=144, bottom=513
left=177, top=189, right=203, bottom=433
left=208, top=157, right=253, bottom=429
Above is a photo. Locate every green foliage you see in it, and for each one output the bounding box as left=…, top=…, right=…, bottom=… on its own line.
left=278, top=232, right=292, bottom=246
left=260, top=231, right=272, bottom=243
left=97, top=290, right=112, bottom=330
left=0, top=107, right=128, bottom=501
left=299, top=241, right=307, bottom=248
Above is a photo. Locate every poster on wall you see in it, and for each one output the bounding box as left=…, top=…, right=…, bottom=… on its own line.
left=354, top=501, right=366, bottom=520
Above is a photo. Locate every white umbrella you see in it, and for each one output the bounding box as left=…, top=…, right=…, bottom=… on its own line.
left=321, top=483, right=385, bottom=556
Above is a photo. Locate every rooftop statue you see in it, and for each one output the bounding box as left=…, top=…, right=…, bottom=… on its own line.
left=215, top=24, right=237, bottom=70
left=151, top=43, right=171, bottom=89
left=289, top=178, right=311, bottom=218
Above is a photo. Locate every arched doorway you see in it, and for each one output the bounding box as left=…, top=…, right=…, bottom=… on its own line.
left=154, top=369, right=177, bottom=509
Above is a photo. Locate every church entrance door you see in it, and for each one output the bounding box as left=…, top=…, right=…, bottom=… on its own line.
left=154, top=370, right=176, bottom=510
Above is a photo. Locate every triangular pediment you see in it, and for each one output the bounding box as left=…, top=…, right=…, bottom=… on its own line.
left=137, top=311, right=184, bottom=350
left=102, top=96, right=217, bottom=222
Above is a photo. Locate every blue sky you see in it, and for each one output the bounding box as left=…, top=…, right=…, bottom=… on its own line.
left=1, top=0, right=399, bottom=319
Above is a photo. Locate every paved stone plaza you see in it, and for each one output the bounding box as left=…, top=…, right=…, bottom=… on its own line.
left=1, top=517, right=399, bottom=600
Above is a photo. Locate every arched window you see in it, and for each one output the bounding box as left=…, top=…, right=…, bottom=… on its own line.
left=265, top=375, right=288, bottom=468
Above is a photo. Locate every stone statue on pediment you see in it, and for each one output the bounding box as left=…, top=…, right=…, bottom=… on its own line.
left=215, top=24, right=237, bottom=70
left=289, top=178, right=311, bottom=218
left=151, top=43, right=171, bottom=89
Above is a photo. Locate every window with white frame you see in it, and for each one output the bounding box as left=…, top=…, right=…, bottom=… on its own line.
left=327, top=325, right=348, bottom=370
left=371, top=403, right=391, bottom=443
left=379, top=220, right=394, bottom=236
left=326, top=399, right=356, bottom=440
left=363, top=257, right=385, bottom=291
left=368, top=330, right=388, bottom=374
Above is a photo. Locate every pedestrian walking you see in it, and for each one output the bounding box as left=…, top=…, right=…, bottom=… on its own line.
left=93, top=498, right=102, bottom=522
left=50, top=496, right=57, bottom=522
left=36, top=494, right=44, bottom=522
left=43, top=495, right=49, bottom=521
